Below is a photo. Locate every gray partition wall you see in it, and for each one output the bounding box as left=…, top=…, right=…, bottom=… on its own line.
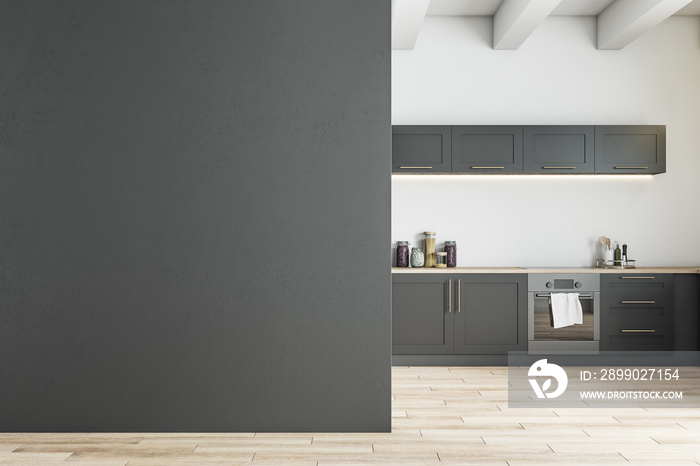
left=0, top=1, right=391, bottom=432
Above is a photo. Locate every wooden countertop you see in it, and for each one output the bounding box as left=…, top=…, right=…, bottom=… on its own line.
left=392, top=267, right=700, bottom=274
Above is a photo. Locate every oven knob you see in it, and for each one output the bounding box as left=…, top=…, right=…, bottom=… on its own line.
left=546, top=282, right=553, bottom=288
left=575, top=282, right=582, bottom=288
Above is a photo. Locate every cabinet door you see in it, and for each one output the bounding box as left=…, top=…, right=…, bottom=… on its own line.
left=453, top=274, right=527, bottom=354
left=524, top=126, right=594, bottom=173
left=392, top=274, right=454, bottom=354
left=674, top=274, right=699, bottom=351
left=392, top=126, right=451, bottom=173
left=595, top=126, right=666, bottom=174
left=452, top=126, right=523, bottom=173
left=600, top=274, right=674, bottom=351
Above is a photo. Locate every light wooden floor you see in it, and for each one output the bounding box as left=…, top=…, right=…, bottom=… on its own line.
left=2, top=366, right=700, bottom=465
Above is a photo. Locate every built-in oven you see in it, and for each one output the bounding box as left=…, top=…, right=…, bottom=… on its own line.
left=528, top=274, right=600, bottom=352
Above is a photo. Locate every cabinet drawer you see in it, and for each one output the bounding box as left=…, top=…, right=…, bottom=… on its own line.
left=602, top=316, right=672, bottom=336
left=601, top=329, right=673, bottom=351
left=600, top=297, right=672, bottom=317
left=600, top=274, right=673, bottom=299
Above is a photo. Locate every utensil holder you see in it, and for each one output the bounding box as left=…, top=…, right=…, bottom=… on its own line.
left=603, top=249, right=614, bottom=266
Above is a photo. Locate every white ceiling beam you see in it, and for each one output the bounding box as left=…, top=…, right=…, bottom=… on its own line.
left=392, top=0, right=431, bottom=50
left=597, top=0, right=693, bottom=50
left=493, top=0, right=562, bottom=50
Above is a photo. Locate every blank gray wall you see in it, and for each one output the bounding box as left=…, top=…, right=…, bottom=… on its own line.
left=0, top=0, right=391, bottom=432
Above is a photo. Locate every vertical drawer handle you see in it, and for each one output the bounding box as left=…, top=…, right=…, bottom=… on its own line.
left=621, top=329, right=656, bottom=333
left=457, top=279, right=461, bottom=313
left=620, top=276, right=655, bottom=279
left=620, top=300, right=656, bottom=304
left=399, top=166, right=432, bottom=169
left=448, top=279, right=452, bottom=313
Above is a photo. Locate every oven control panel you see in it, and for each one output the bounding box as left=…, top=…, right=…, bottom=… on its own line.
left=545, top=279, right=583, bottom=289
left=529, top=274, right=600, bottom=292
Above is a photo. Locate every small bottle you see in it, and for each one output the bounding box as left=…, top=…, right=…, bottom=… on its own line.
left=614, top=242, right=622, bottom=266
left=444, top=241, right=457, bottom=267
left=396, top=241, right=410, bottom=268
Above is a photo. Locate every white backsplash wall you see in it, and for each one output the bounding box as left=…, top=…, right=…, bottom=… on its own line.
left=392, top=16, right=700, bottom=267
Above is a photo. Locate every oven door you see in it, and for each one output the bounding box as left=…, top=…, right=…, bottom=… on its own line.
left=534, top=292, right=594, bottom=341
left=528, top=291, right=600, bottom=352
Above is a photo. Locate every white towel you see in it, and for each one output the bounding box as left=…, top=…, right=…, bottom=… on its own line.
left=550, top=293, right=583, bottom=329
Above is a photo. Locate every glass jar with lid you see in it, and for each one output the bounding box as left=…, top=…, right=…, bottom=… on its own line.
left=410, top=247, right=424, bottom=267
left=435, top=251, right=447, bottom=268
left=444, top=241, right=457, bottom=267
left=396, top=241, right=410, bottom=267
left=423, top=232, right=436, bottom=267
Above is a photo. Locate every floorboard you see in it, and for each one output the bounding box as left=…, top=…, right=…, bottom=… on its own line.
left=0, top=366, right=698, bottom=465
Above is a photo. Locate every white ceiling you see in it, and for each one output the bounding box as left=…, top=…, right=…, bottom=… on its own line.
left=393, top=0, right=700, bottom=50
left=425, top=0, right=700, bottom=16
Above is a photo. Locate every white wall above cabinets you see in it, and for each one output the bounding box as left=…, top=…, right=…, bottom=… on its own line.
left=392, top=16, right=700, bottom=267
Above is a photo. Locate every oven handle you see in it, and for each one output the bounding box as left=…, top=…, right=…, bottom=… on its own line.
left=534, top=292, right=594, bottom=299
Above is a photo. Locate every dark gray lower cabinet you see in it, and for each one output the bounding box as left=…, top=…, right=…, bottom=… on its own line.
left=674, top=274, right=699, bottom=351
left=392, top=274, right=454, bottom=354
left=453, top=274, right=527, bottom=354
left=392, top=273, right=526, bottom=356
left=600, top=274, right=674, bottom=351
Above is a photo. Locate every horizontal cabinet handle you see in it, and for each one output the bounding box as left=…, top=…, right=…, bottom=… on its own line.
left=614, top=166, right=649, bottom=169
left=471, top=166, right=505, bottom=169
left=621, top=300, right=656, bottom=304
left=620, top=276, right=655, bottom=279
left=621, top=329, right=656, bottom=333
left=543, top=166, right=576, bottom=169
left=399, top=166, right=433, bottom=169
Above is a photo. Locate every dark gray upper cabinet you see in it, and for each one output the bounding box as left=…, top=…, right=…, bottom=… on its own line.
left=453, top=274, right=527, bottom=354
left=452, top=126, right=523, bottom=173
left=595, top=125, right=666, bottom=174
left=392, top=126, right=451, bottom=173
left=392, top=125, right=666, bottom=175
left=524, top=126, right=595, bottom=173
left=392, top=274, right=454, bottom=354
